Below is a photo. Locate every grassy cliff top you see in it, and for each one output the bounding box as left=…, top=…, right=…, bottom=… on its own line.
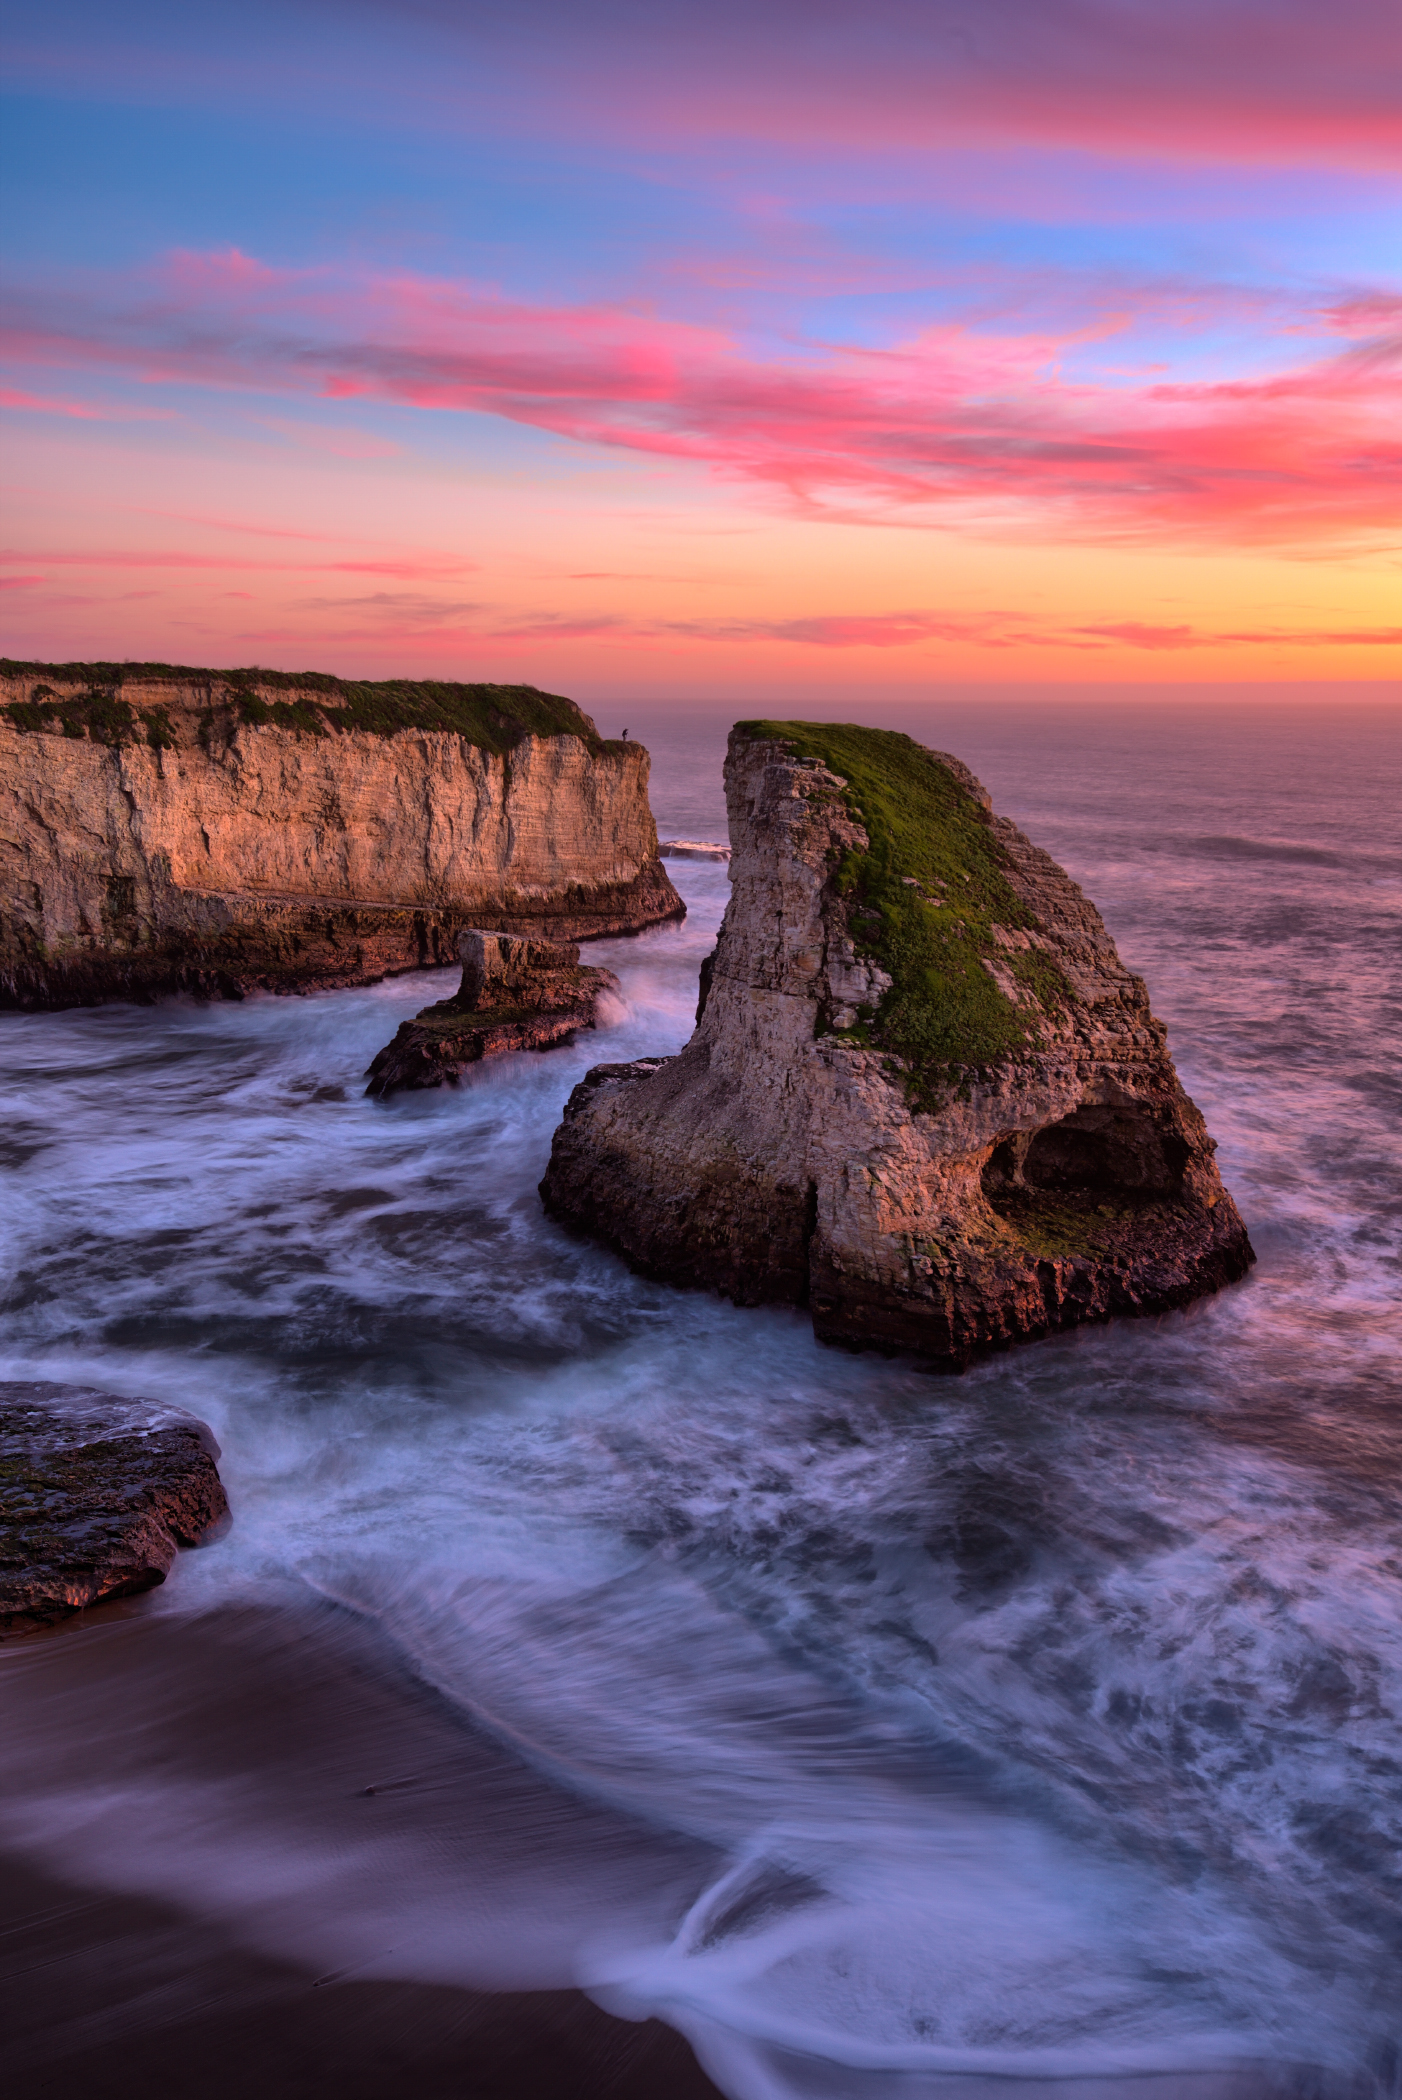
left=0, top=660, right=609, bottom=754
left=736, top=719, right=1073, bottom=1091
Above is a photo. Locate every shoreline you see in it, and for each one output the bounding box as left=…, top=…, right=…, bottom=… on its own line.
left=0, top=1596, right=724, bottom=2099
left=1, top=1853, right=721, bottom=2100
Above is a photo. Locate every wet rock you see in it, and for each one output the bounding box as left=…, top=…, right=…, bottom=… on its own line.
left=659, top=839, right=731, bottom=861
left=366, top=930, right=622, bottom=1097
left=0, top=1383, right=229, bottom=1631
left=541, top=722, right=1254, bottom=1365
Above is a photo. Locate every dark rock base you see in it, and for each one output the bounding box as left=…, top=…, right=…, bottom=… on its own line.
left=809, top=1189, right=1255, bottom=1364
left=0, top=860, right=682, bottom=1012
left=541, top=1056, right=1255, bottom=1369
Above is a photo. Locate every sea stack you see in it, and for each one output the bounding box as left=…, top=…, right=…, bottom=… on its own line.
left=541, top=722, right=1254, bottom=1364
left=365, top=929, right=621, bottom=1096
left=0, top=661, right=683, bottom=1009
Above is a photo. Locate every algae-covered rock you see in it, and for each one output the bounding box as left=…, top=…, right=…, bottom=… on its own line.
left=366, top=930, right=622, bottom=1097
left=0, top=1383, right=229, bottom=1630
left=541, top=723, right=1254, bottom=1365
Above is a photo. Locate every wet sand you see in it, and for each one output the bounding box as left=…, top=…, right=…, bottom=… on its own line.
left=0, top=1598, right=723, bottom=2099
left=2, top=1854, right=720, bottom=2100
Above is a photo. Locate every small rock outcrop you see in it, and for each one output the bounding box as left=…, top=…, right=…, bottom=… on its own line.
left=660, top=840, right=731, bottom=861
left=0, top=661, right=683, bottom=1009
left=0, top=1383, right=229, bottom=1630
left=541, top=722, right=1254, bottom=1365
left=366, top=930, right=622, bottom=1096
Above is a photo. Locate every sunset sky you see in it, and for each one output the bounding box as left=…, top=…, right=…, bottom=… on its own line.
left=2, top=0, right=1398, bottom=701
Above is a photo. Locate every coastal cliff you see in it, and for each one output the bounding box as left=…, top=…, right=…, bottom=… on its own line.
left=541, top=722, right=1254, bottom=1364
left=0, top=661, right=682, bottom=1008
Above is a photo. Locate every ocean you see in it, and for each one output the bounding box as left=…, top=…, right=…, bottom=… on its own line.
left=2, top=696, right=1399, bottom=2098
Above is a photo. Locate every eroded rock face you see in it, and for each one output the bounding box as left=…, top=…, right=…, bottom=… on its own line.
left=366, top=930, right=622, bottom=1096
left=0, top=1383, right=229, bottom=1630
left=0, top=665, right=682, bottom=1009
left=541, top=724, right=1254, bottom=1365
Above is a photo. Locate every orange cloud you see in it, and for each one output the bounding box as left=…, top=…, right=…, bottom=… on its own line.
left=0, top=547, right=475, bottom=579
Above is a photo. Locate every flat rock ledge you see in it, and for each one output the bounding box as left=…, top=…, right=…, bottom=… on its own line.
left=366, top=930, right=622, bottom=1097
left=0, top=1383, right=229, bottom=1631
left=659, top=839, right=731, bottom=861
left=541, top=722, right=1254, bottom=1367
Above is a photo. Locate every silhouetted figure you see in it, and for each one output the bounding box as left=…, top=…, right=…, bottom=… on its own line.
left=621, top=728, right=629, bottom=739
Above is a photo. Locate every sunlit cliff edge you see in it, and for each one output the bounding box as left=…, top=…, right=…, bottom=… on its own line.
left=0, top=661, right=683, bottom=1009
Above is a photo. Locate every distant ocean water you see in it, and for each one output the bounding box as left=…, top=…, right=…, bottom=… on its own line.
left=2, top=697, right=1399, bottom=2098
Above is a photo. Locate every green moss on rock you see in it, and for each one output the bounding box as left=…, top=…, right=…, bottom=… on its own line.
left=1, top=659, right=605, bottom=753
left=2, top=687, right=138, bottom=745
left=737, top=720, right=1076, bottom=1096
left=142, top=706, right=177, bottom=751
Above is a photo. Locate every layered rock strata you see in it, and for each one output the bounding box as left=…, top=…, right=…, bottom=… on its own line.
left=0, top=1382, right=229, bottom=1630
left=541, top=722, right=1254, bottom=1364
left=366, top=929, right=621, bottom=1096
left=0, top=661, right=682, bottom=1009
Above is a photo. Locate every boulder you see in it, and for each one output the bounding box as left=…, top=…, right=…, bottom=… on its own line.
left=366, top=930, right=622, bottom=1097
left=541, top=722, right=1254, bottom=1365
left=0, top=1383, right=229, bottom=1630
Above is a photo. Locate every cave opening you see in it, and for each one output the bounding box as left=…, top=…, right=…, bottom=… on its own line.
left=983, top=1103, right=1189, bottom=1209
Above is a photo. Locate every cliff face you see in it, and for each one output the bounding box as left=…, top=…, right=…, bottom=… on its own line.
left=541, top=723, right=1253, bottom=1365
left=0, top=664, right=682, bottom=1007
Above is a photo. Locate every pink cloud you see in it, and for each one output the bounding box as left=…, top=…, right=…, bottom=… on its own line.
left=489, top=1, right=1402, bottom=173
left=1070, top=622, right=1198, bottom=650
left=163, top=246, right=291, bottom=294
left=3, top=248, right=1397, bottom=549
left=285, top=591, right=1402, bottom=654
left=0, top=384, right=173, bottom=421
left=137, top=508, right=346, bottom=543
left=679, top=612, right=989, bottom=648
left=10, top=3, right=1398, bottom=172
left=253, top=414, right=402, bottom=459
left=667, top=613, right=1402, bottom=652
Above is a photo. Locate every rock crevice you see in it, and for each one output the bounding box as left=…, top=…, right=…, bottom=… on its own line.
left=541, top=723, right=1253, bottom=1364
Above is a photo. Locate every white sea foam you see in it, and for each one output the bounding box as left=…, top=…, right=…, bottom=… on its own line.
left=2, top=706, right=1399, bottom=2097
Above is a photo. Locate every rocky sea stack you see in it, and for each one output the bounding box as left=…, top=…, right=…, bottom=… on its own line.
left=0, top=1383, right=229, bottom=1630
left=366, top=929, right=621, bottom=1096
left=542, top=722, right=1254, bottom=1365
left=0, top=660, right=682, bottom=1009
